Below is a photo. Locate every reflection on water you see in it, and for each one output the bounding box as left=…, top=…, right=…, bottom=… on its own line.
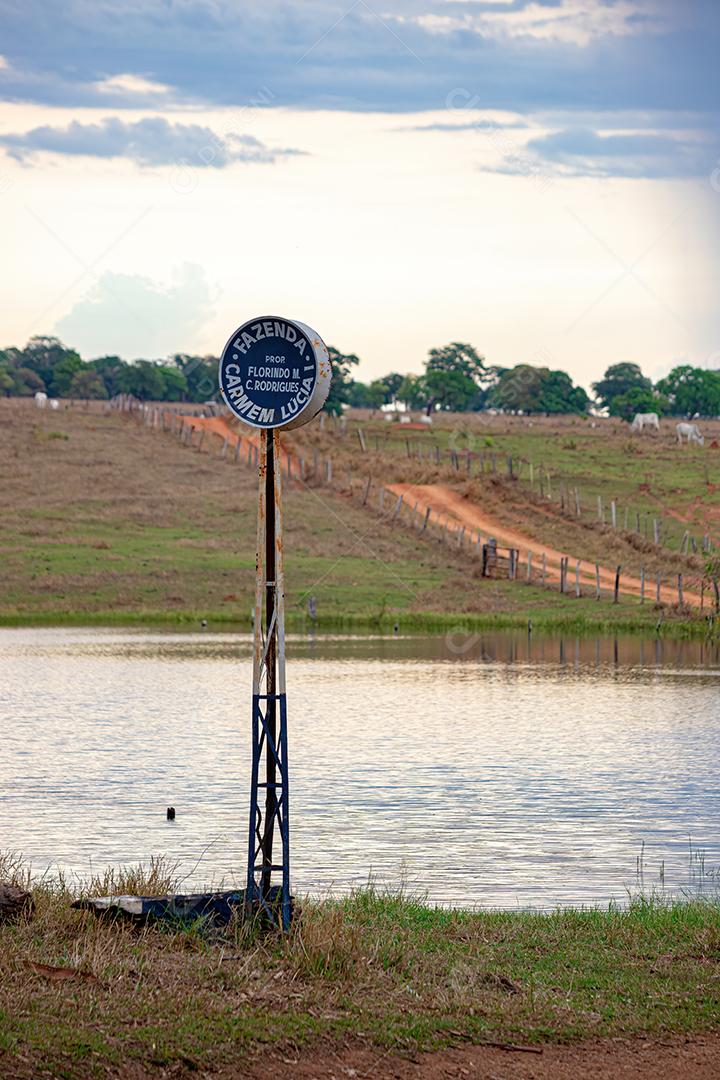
left=1, top=627, right=719, bottom=908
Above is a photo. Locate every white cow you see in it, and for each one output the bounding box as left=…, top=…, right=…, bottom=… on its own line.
left=34, top=391, right=47, bottom=409
left=49, top=398, right=59, bottom=410
left=631, top=412, right=659, bottom=433
left=676, top=422, right=704, bottom=445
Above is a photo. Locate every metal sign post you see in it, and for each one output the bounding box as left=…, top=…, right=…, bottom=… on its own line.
left=248, top=428, right=290, bottom=928
left=218, top=316, right=331, bottom=930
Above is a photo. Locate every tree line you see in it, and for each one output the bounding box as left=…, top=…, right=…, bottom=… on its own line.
left=2, top=336, right=718, bottom=420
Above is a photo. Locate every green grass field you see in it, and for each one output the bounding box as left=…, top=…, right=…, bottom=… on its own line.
left=1, top=400, right=717, bottom=633
left=1, top=852, right=719, bottom=1078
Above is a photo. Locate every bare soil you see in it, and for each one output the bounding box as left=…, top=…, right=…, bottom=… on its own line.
left=389, top=483, right=703, bottom=607
left=239, top=1035, right=720, bottom=1080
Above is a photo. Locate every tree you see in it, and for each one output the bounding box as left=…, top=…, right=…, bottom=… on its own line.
left=656, top=365, right=720, bottom=417
left=89, top=356, right=125, bottom=398
left=68, top=369, right=108, bottom=399
left=537, top=370, right=589, bottom=414
left=156, top=366, right=188, bottom=402
left=397, top=374, right=429, bottom=411
left=488, top=365, right=588, bottom=414
left=379, top=372, right=404, bottom=404
left=325, top=346, right=360, bottom=415
left=117, top=360, right=167, bottom=400
left=592, top=363, right=651, bottom=413
left=610, top=386, right=667, bottom=422
left=172, top=354, right=218, bottom=402
left=20, top=336, right=81, bottom=393
left=50, top=354, right=84, bottom=397
left=0, top=362, right=15, bottom=396
left=347, top=379, right=387, bottom=409
left=0, top=358, right=45, bottom=395
left=423, top=342, right=486, bottom=413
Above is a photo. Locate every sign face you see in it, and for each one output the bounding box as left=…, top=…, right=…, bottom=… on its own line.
left=218, top=316, right=331, bottom=430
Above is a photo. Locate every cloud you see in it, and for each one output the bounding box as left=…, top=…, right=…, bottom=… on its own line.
left=0, top=1, right=715, bottom=116
left=0, top=2, right=716, bottom=179
left=0, top=117, right=303, bottom=167
left=404, top=118, right=529, bottom=132
left=95, top=72, right=172, bottom=98
left=490, top=126, right=717, bottom=179
left=55, top=263, right=217, bottom=358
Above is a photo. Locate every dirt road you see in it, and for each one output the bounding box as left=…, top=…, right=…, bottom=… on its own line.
left=241, top=1035, right=720, bottom=1080
left=388, top=483, right=702, bottom=608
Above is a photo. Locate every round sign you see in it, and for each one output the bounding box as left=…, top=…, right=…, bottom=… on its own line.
left=218, top=316, right=331, bottom=430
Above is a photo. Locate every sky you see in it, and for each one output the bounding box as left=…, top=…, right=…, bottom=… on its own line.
left=0, top=0, right=718, bottom=388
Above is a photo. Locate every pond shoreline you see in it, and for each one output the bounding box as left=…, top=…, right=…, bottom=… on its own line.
left=0, top=608, right=717, bottom=639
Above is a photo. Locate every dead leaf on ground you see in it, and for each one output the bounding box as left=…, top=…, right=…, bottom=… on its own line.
left=27, top=961, right=103, bottom=986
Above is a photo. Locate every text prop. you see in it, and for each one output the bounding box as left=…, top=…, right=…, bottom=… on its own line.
left=219, top=316, right=331, bottom=430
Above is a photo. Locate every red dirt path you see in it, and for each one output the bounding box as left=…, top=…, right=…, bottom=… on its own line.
left=238, top=1034, right=720, bottom=1079
left=389, top=483, right=702, bottom=608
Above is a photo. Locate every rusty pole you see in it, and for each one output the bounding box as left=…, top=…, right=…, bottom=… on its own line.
left=248, top=429, right=290, bottom=929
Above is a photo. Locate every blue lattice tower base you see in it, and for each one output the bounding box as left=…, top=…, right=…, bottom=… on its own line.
left=247, top=692, right=291, bottom=930
left=246, top=429, right=292, bottom=932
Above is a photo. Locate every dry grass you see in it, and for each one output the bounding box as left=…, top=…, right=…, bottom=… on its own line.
left=1, top=853, right=719, bottom=1078
left=1, top=397, right=690, bottom=631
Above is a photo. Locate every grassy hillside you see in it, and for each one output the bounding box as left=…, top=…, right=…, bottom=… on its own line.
left=0, top=399, right=715, bottom=631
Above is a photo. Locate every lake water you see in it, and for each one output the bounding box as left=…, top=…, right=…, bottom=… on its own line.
left=1, top=627, right=719, bottom=909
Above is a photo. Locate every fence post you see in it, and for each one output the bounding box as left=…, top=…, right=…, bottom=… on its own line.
left=640, top=566, right=645, bottom=604
left=677, top=573, right=684, bottom=607
left=614, top=566, right=621, bottom=604
left=575, top=561, right=581, bottom=598
left=527, top=550, right=533, bottom=583
left=325, top=458, right=332, bottom=485
left=391, top=494, right=404, bottom=525
left=595, top=563, right=601, bottom=600
left=357, top=428, right=367, bottom=453
left=362, top=476, right=372, bottom=506
left=379, top=487, right=386, bottom=512
left=611, top=500, right=617, bottom=529
left=653, top=518, right=659, bottom=545
left=575, top=489, right=581, bottom=517
left=656, top=572, right=661, bottom=604
left=542, top=552, right=547, bottom=585
left=421, top=506, right=431, bottom=533
left=597, top=495, right=603, bottom=523
left=713, top=578, right=720, bottom=613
